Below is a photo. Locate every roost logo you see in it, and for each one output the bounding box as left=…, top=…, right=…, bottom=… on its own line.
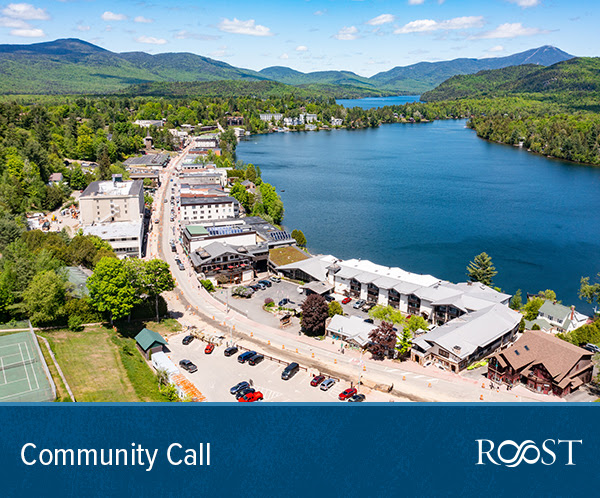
left=476, top=439, right=582, bottom=467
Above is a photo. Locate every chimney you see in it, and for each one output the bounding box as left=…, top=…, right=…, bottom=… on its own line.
left=570, top=305, right=575, bottom=320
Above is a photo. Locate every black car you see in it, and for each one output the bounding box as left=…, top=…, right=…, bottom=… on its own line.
left=248, top=353, right=264, bottom=366
left=249, top=284, right=260, bottom=292
left=281, top=362, right=300, bottom=380
left=324, top=295, right=334, bottom=302
left=236, top=387, right=255, bottom=400
left=179, top=359, right=197, bottom=373
left=170, top=243, right=177, bottom=253
left=238, top=351, right=257, bottom=364
left=224, top=346, right=239, bottom=357
left=230, top=381, right=250, bottom=395
left=258, top=279, right=272, bottom=288
left=364, top=318, right=374, bottom=324
left=182, top=335, right=194, bottom=345
left=348, top=393, right=366, bottom=402
left=278, top=298, right=291, bottom=306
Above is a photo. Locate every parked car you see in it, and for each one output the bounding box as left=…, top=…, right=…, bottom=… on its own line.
left=177, top=261, right=185, bottom=271
left=324, top=295, right=334, bottom=302
left=270, top=276, right=281, bottom=283
left=353, top=299, right=366, bottom=309
left=310, top=375, right=325, bottom=387
left=248, top=353, right=264, bottom=366
left=179, top=359, right=197, bottom=374
left=170, top=243, right=177, bottom=253
left=348, top=393, right=366, bottom=402
left=182, top=335, right=194, bottom=345
left=281, top=362, right=300, bottom=380
left=224, top=346, right=239, bottom=357
left=342, top=297, right=352, bottom=305
left=256, top=282, right=266, bottom=290
left=258, top=279, right=272, bottom=288
left=364, top=318, right=374, bottom=324
left=249, top=284, right=260, bottom=292
left=583, top=343, right=600, bottom=353
left=238, top=351, right=257, bottom=364
left=235, top=387, right=255, bottom=400
left=204, top=343, right=215, bottom=354
left=320, top=378, right=336, bottom=391
left=362, top=303, right=376, bottom=312
left=239, top=391, right=264, bottom=402
left=278, top=298, right=290, bottom=306
left=230, top=381, right=250, bottom=395
left=338, top=388, right=357, bottom=400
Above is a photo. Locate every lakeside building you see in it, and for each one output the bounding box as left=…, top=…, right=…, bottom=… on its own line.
left=331, top=117, right=343, bottom=126
left=276, top=254, right=338, bottom=283
left=180, top=194, right=239, bottom=222
left=180, top=169, right=227, bottom=187
left=193, top=136, right=219, bottom=149
left=487, top=330, right=593, bottom=396
left=189, top=241, right=265, bottom=283
left=410, top=304, right=521, bottom=373
left=79, top=175, right=145, bottom=258
left=327, top=314, right=377, bottom=348
left=259, top=113, right=283, bottom=123
left=133, top=119, right=165, bottom=128
left=526, top=300, right=589, bottom=333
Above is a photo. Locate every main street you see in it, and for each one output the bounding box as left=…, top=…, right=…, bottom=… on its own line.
left=147, top=146, right=566, bottom=403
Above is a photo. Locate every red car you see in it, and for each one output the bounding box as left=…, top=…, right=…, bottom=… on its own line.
left=205, top=343, right=215, bottom=354
left=342, top=297, right=352, bottom=305
left=238, top=391, right=264, bottom=402
left=310, top=375, right=325, bottom=387
left=339, top=388, right=358, bottom=400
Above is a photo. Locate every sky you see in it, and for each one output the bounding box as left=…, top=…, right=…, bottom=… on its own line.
left=0, top=0, right=596, bottom=76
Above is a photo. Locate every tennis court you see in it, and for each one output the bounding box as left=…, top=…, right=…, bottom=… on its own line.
left=0, top=330, right=55, bottom=402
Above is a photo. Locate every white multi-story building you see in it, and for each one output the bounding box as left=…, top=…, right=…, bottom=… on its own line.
left=180, top=195, right=239, bottom=222
left=79, top=175, right=145, bottom=258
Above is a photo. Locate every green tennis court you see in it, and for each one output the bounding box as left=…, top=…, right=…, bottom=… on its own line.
left=0, top=331, right=55, bottom=402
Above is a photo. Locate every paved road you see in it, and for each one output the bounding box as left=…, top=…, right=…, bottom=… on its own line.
left=149, top=147, right=577, bottom=404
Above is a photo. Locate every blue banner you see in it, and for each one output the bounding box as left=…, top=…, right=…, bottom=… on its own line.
left=0, top=404, right=594, bottom=496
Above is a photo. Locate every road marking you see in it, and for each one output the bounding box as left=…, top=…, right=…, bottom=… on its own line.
left=18, top=343, right=32, bottom=392
left=413, top=375, right=425, bottom=379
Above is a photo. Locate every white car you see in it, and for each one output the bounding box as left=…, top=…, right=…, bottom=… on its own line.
left=320, top=378, right=336, bottom=391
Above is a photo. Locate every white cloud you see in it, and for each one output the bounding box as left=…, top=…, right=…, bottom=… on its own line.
left=334, top=25, right=359, bottom=40
left=175, top=30, right=220, bottom=40
left=475, top=22, right=547, bottom=39
left=2, top=3, right=49, bottom=20
left=366, top=14, right=395, bottom=26
left=136, top=35, right=167, bottom=45
left=279, top=53, right=289, bottom=60
left=134, top=16, right=154, bottom=24
left=76, top=24, right=90, bottom=32
left=408, top=0, right=426, bottom=4
left=218, top=18, right=273, bottom=36
left=11, top=27, right=44, bottom=37
left=395, top=16, right=484, bottom=34
left=507, top=0, right=541, bottom=7
left=0, top=16, right=29, bottom=28
left=314, top=10, right=326, bottom=16
left=488, top=45, right=505, bottom=52
left=101, top=11, right=127, bottom=22
left=210, top=46, right=231, bottom=58
left=295, top=45, right=308, bottom=52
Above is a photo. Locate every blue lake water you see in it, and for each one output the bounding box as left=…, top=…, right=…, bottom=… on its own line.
left=336, top=95, right=420, bottom=109
left=237, top=120, right=600, bottom=313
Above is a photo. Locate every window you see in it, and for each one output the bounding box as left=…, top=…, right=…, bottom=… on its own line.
left=438, top=349, right=450, bottom=359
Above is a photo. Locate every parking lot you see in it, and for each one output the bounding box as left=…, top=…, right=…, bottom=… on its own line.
left=167, top=332, right=394, bottom=402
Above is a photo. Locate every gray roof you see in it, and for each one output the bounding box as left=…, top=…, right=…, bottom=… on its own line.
left=415, top=304, right=521, bottom=360
left=327, top=315, right=377, bottom=347
left=123, top=154, right=170, bottom=167
left=180, top=196, right=237, bottom=206
left=81, top=179, right=143, bottom=198
left=538, top=300, right=587, bottom=323
left=278, top=255, right=337, bottom=282
left=82, top=221, right=143, bottom=239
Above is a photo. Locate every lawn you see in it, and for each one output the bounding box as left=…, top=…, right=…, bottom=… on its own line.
left=41, top=325, right=167, bottom=402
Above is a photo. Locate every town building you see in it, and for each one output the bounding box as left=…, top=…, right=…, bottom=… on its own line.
left=135, top=328, right=167, bottom=359
left=327, top=314, right=376, bottom=347
left=410, top=304, right=521, bottom=372
left=48, top=172, right=63, bottom=185
left=275, top=254, right=338, bottom=283
left=331, top=117, right=343, bottom=126
left=487, top=330, right=593, bottom=396
left=180, top=195, right=240, bottom=222
left=189, top=241, right=264, bottom=283
left=123, top=154, right=170, bottom=169
left=527, top=301, right=589, bottom=333
left=133, top=119, right=164, bottom=128
left=259, top=113, right=283, bottom=123
left=226, top=116, right=244, bottom=126
left=79, top=175, right=145, bottom=257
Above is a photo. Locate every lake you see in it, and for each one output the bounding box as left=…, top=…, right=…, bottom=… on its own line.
left=336, top=95, right=420, bottom=109
left=237, top=120, right=600, bottom=313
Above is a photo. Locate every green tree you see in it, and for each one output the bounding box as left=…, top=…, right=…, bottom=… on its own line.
left=328, top=300, right=343, bottom=318
left=87, top=257, right=137, bottom=323
left=291, top=229, right=307, bottom=247
left=466, top=252, right=497, bottom=286
left=369, top=305, right=405, bottom=324
left=140, top=259, right=175, bottom=322
left=97, top=145, right=112, bottom=181
left=538, top=289, right=557, bottom=301
left=69, top=166, right=88, bottom=190
left=21, top=270, right=66, bottom=326
left=522, top=297, right=544, bottom=321
left=300, top=293, right=329, bottom=336
left=579, top=273, right=600, bottom=308
left=509, top=289, right=522, bottom=310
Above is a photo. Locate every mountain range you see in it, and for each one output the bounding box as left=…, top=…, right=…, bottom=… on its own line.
left=0, top=38, right=574, bottom=96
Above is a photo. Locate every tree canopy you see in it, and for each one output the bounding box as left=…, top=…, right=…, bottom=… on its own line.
left=466, top=252, right=497, bottom=287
